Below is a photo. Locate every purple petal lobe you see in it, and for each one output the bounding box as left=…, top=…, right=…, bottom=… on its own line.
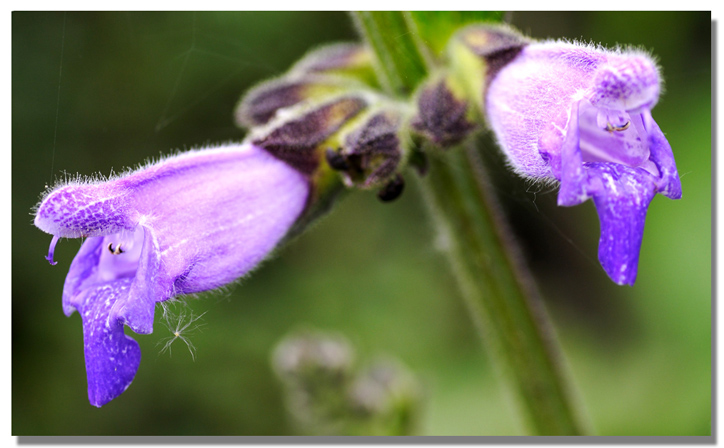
left=63, top=236, right=105, bottom=316
left=644, top=111, right=682, bottom=199
left=557, top=100, right=587, bottom=206
left=75, top=279, right=141, bottom=407
left=112, top=226, right=160, bottom=335
left=587, top=163, right=657, bottom=285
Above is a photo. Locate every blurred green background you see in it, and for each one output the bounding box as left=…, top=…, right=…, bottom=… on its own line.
left=12, top=12, right=711, bottom=435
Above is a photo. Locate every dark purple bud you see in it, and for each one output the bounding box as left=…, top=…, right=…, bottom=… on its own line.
left=236, top=76, right=362, bottom=128
left=236, top=79, right=310, bottom=128
left=251, top=96, right=368, bottom=176
left=340, top=111, right=404, bottom=188
left=411, top=77, right=476, bottom=148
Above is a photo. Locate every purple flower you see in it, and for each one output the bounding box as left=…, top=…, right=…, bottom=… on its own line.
left=34, top=143, right=309, bottom=406
left=485, top=41, right=682, bottom=285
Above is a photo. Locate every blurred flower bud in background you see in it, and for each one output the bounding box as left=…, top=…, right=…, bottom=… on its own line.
left=272, top=329, right=423, bottom=435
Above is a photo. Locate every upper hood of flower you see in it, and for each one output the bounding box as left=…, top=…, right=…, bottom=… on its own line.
left=589, top=54, right=660, bottom=112
left=485, top=42, right=667, bottom=178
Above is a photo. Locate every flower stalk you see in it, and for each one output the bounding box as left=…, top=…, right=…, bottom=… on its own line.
left=421, top=145, right=586, bottom=435
left=353, top=11, right=587, bottom=435
left=351, top=12, right=429, bottom=97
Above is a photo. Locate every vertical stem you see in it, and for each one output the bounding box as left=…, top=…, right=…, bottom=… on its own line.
left=352, top=11, right=587, bottom=435
left=351, top=12, right=428, bottom=97
left=419, top=146, right=585, bottom=435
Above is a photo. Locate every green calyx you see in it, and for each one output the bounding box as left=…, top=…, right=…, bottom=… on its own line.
left=289, top=42, right=380, bottom=89
left=445, top=24, right=530, bottom=115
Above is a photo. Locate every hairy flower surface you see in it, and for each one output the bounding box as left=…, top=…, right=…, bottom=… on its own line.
left=34, top=143, right=309, bottom=406
left=485, top=40, right=682, bottom=285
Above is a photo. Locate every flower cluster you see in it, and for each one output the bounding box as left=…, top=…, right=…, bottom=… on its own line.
left=238, top=43, right=416, bottom=200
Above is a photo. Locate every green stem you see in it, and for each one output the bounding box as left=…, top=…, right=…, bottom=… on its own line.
left=421, top=146, right=585, bottom=435
left=351, top=12, right=429, bottom=97
left=352, top=11, right=587, bottom=435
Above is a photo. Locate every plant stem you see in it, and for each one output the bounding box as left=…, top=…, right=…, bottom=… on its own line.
left=351, top=12, right=429, bottom=97
left=352, top=11, right=587, bottom=435
left=421, top=146, right=585, bottom=435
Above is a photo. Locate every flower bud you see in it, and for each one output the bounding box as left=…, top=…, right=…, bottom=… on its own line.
left=248, top=95, right=369, bottom=177
left=235, top=75, right=367, bottom=128
left=272, top=330, right=354, bottom=384
left=328, top=108, right=408, bottom=189
left=376, top=173, right=405, bottom=202
left=272, top=330, right=422, bottom=436
left=237, top=42, right=413, bottom=206
left=272, top=330, right=355, bottom=434
left=411, top=74, right=477, bottom=148
left=235, top=43, right=378, bottom=129
left=289, top=43, right=379, bottom=87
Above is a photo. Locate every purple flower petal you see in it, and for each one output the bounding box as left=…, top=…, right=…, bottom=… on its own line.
left=109, top=225, right=161, bottom=335
left=586, top=163, right=658, bottom=285
left=74, top=279, right=141, bottom=407
left=62, top=236, right=104, bottom=316
left=557, top=100, right=587, bottom=206
left=643, top=110, right=682, bottom=199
